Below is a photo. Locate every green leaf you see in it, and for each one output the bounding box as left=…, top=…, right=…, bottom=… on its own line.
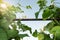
left=26, top=5, right=32, bottom=9
left=37, top=0, right=47, bottom=9
left=6, top=29, right=18, bottom=39
left=11, top=22, right=17, bottom=30
left=42, top=8, right=54, bottom=19
left=0, top=18, right=9, bottom=30
left=8, top=5, right=23, bottom=13
left=17, top=20, right=21, bottom=25
left=32, top=30, right=38, bottom=37
left=38, top=33, right=44, bottom=40
left=14, top=36, right=21, bottom=40
left=2, top=9, right=16, bottom=23
left=54, top=8, right=60, bottom=18
left=0, top=28, right=8, bottom=40
left=49, top=5, right=54, bottom=9
left=38, top=32, right=53, bottom=40
left=19, top=24, right=32, bottom=33
left=44, top=21, right=55, bottom=31
left=18, top=34, right=29, bottom=38
left=35, top=11, right=39, bottom=19
left=50, top=26, right=60, bottom=39
left=44, top=34, right=53, bottom=40
left=44, top=35, right=53, bottom=40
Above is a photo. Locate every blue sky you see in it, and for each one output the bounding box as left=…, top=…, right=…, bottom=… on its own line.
left=3, top=0, right=60, bottom=40
left=19, top=0, right=40, bottom=18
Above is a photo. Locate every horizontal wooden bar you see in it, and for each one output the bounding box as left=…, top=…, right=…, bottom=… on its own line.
left=13, top=18, right=60, bottom=21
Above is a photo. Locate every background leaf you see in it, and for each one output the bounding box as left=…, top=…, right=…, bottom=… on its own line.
left=26, top=5, right=32, bottom=9
left=38, top=33, right=44, bottom=40
left=6, top=29, right=18, bottom=39
left=19, top=24, right=32, bottom=33
left=44, top=21, right=55, bottom=31
left=18, top=34, right=29, bottom=39
left=0, top=28, right=8, bottom=40
left=50, top=26, right=60, bottom=39
left=35, top=11, right=39, bottom=19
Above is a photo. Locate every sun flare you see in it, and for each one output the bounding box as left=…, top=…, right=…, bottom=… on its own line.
left=0, top=4, right=7, bottom=9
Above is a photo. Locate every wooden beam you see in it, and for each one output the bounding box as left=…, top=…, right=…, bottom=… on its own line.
left=13, top=18, right=60, bottom=21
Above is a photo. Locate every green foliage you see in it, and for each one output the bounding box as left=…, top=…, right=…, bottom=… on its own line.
left=54, top=8, right=60, bottom=19
left=18, top=24, right=32, bottom=33
left=16, top=20, right=32, bottom=33
left=37, top=0, right=47, bottom=9
left=0, top=28, right=8, bottom=40
left=44, top=21, right=55, bottom=31
left=38, top=33, right=44, bottom=40
left=32, top=30, right=38, bottom=37
left=26, top=5, right=32, bottom=9
left=50, top=26, right=60, bottom=39
left=42, top=8, right=54, bottom=19
left=8, top=5, right=24, bottom=13
left=49, top=5, right=54, bottom=9
left=0, top=0, right=60, bottom=40
left=38, top=32, right=53, bottom=40
left=0, top=0, right=32, bottom=40
left=5, top=12, right=16, bottom=23
left=0, top=18, right=9, bottom=30
left=36, top=0, right=60, bottom=40
left=18, top=34, right=29, bottom=38
left=35, top=11, right=40, bottom=19
left=6, top=29, right=18, bottom=39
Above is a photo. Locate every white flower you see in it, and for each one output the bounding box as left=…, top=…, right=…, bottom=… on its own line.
left=50, top=34, right=54, bottom=39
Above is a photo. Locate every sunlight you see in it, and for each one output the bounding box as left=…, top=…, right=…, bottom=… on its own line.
left=0, top=3, right=7, bottom=9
